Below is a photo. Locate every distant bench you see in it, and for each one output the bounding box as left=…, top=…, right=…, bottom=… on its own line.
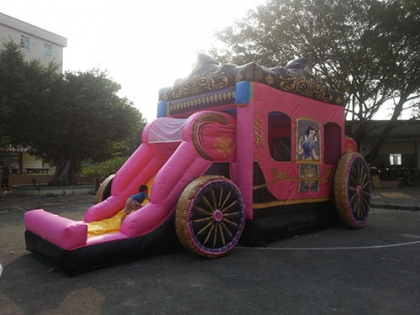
left=25, top=168, right=50, bottom=174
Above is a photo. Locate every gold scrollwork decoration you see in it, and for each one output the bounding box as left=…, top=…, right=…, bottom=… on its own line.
left=271, top=167, right=289, bottom=180
left=323, top=168, right=334, bottom=179
left=192, top=113, right=229, bottom=160
left=213, top=134, right=234, bottom=158
left=265, top=73, right=274, bottom=85
left=172, top=72, right=229, bottom=99
left=279, top=75, right=333, bottom=103
left=253, top=110, right=264, bottom=149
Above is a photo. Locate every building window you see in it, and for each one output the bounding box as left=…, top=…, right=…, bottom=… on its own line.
left=21, top=35, right=30, bottom=49
left=44, top=43, right=53, bottom=56
left=389, top=153, right=402, bottom=165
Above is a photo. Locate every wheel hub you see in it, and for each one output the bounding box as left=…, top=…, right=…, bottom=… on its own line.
left=213, top=209, right=223, bottom=222
left=356, top=185, right=362, bottom=195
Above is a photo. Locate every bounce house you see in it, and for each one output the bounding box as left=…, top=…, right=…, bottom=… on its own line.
left=24, top=54, right=371, bottom=275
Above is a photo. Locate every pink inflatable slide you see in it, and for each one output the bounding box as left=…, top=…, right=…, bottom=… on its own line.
left=24, top=111, right=238, bottom=275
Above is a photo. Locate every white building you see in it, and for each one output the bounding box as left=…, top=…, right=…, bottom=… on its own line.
left=0, top=12, right=67, bottom=72
left=0, top=12, right=67, bottom=174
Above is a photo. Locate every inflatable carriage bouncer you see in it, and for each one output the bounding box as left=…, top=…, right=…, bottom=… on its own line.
left=24, top=54, right=371, bottom=275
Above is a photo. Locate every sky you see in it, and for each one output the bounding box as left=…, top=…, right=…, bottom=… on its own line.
left=2, top=0, right=266, bottom=122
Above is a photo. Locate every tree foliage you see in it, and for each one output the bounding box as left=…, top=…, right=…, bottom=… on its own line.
left=210, top=0, right=420, bottom=163
left=0, top=42, right=146, bottom=185
left=80, top=157, right=127, bottom=177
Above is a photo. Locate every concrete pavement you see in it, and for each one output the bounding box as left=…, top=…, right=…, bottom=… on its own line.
left=0, top=189, right=419, bottom=314
left=371, top=187, right=420, bottom=211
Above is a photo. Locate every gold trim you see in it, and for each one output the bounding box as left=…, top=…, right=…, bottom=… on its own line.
left=168, top=91, right=235, bottom=115
left=271, top=167, right=289, bottom=180
left=253, top=152, right=261, bottom=163
left=192, top=113, right=229, bottom=160
left=253, top=176, right=332, bottom=190
left=172, top=73, right=229, bottom=99
left=213, top=134, right=234, bottom=158
left=253, top=110, right=264, bottom=149
left=278, top=75, right=334, bottom=104
left=323, top=168, right=334, bottom=178
left=253, top=197, right=330, bottom=209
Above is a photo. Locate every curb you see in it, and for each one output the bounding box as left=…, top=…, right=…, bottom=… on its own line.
left=371, top=203, right=420, bottom=211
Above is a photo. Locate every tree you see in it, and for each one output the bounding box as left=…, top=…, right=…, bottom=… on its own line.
left=0, top=41, right=62, bottom=152
left=0, top=42, right=55, bottom=135
left=209, top=0, right=420, bottom=163
left=0, top=42, right=146, bottom=185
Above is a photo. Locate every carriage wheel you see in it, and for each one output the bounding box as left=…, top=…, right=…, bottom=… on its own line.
left=334, top=152, right=371, bottom=229
left=94, top=174, right=114, bottom=204
left=176, top=176, right=246, bottom=258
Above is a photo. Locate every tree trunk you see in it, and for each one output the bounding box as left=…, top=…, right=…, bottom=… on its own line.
left=364, top=120, right=406, bottom=164
left=348, top=93, right=409, bottom=164
left=364, top=138, right=386, bottom=164
left=48, top=159, right=76, bottom=186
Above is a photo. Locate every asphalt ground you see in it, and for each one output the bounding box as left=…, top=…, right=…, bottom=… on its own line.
left=0, top=189, right=419, bottom=315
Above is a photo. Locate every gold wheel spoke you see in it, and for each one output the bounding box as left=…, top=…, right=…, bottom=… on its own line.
left=223, top=211, right=240, bottom=217
left=220, top=190, right=232, bottom=210
left=358, top=163, right=364, bottom=182
left=356, top=164, right=363, bottom=183
left=350, top=192, right=358, bottom=202
left=211, top=188, right=217, bottom=209
left=193, top=216, right=213, bottom=223
left=197, top=220, right=214, bottom=236
left=218, top=187, right=224, bottom=209
left=222, top=217, right=239, bottom=227
left=360, top=180, right=370, bottom=189
left=354, top=198, right=361, bottom=218
left=202, top=195, right=214, bottom=212
left=195, top=206, right=212, bottom=216
left=219, top=223, right=226, bottom=246
left=354, top=196, right=367, bottom=219
left=358, top=198, right=366, bottom=217
left=359, top=193, right=369, bottom=208
left=202, top=223, right=215, bottom=245
left=361, top=171, right=367, bottom=183
left=221, top=221, right=233, bottom=239
left=213, top=224, right=218, bottom=248
left=350, top=172, right=357, bottom=184
left=221, top=199, right=238, bottom=213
